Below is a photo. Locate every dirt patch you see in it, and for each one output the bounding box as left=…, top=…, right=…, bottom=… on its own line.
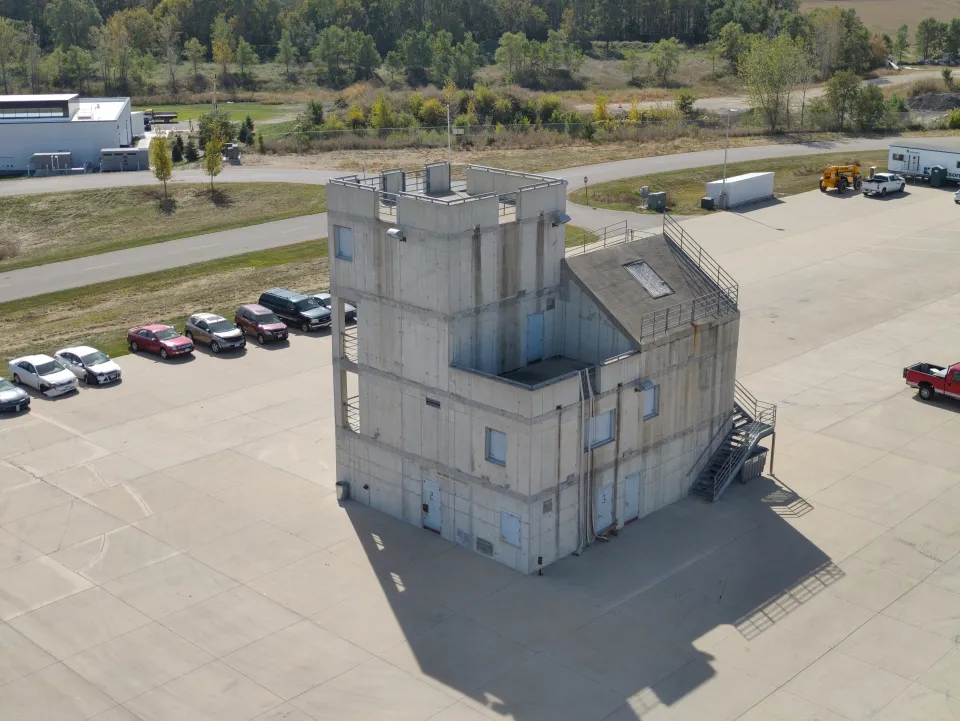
left=908, top=93, right=960, bottom=112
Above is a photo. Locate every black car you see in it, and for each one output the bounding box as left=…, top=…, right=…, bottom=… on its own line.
left=257, top=288, right=332, bottom=332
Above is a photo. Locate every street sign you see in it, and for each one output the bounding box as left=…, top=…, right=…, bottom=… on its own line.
left=584, top=176, right=588, bottom=184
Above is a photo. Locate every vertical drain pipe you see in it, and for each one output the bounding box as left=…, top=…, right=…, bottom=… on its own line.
left=574, top=371, right=586, bottom=555
left=610, top=382, right=624, bottom=535
left=555, top=404, right=563, bottom=562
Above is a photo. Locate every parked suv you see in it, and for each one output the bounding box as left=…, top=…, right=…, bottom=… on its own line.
left=258, top=288, right=331, bottom=332
left=235, top=304, right=289, bottom=344
left=184, top=313, right=246, bottom=353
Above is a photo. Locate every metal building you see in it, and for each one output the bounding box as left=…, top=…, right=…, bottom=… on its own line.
left=0, top=94, right=134, bottom=174
left=327, top=163, right=774, bottom=572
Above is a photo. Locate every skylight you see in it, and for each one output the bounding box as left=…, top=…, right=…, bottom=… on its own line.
left=623, top=260, right=673, bottom=299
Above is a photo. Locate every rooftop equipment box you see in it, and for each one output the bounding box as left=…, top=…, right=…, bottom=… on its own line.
left=705, top=171, right=774, bottom=209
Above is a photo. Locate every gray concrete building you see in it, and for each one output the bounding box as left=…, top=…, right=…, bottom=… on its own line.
left=327, top=164, right=764, bottom=573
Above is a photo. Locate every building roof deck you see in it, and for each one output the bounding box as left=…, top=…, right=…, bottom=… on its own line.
left=498, top=356, right=592, bottom=388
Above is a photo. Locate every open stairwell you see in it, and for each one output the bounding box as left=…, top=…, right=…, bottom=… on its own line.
left=690, top=382, right=776, bottom=503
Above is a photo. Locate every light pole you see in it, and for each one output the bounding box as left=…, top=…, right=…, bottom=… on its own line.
left=446, top=104, right=452, bottom=166
left=720, top=108, right=738, bottom=209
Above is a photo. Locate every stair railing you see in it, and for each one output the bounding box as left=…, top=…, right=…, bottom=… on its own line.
left=687, top=412, right=735, bottom=481
left=734, top=380, right=777, bottom=428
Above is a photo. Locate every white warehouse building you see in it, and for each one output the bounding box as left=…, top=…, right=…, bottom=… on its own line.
left=0, top=94, right=136, bottom=174
left=327, top=163, right=776, bottom=573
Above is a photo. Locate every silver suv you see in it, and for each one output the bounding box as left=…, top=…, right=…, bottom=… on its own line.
left=184, top=313, right=246, bottom=353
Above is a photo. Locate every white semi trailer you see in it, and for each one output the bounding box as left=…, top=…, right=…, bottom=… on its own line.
left=888, top=139, right=960, bottom=182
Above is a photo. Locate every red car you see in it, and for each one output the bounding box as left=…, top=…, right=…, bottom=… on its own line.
left=127, top=324, right=195, bottom=359
left=235, top=304, right=289, bottom=345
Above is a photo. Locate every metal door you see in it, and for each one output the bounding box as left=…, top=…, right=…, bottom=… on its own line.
left=526, top=312, right=544, bottom=363
left=422, top=480, right=442, bottom=534
left=595, top=481, right=613, bottom=534
left=908, top=154, right=920, bottom=172
left=624, top=472, right=641, bottom=524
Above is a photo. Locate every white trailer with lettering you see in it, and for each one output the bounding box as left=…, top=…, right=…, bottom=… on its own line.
left=888, top=138, right=960, bottom=182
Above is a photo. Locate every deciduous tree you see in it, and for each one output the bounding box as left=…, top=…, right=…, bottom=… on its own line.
left=235, top=37, right=258, bottom=77
left=0, top=17, right=21, bottom=94
left=892, top=25, right=910, bottom=63
left=202, top=130, right=224, bottom=191
left=211, top=13, right=234, bottom=77
left=150, top=135, right=173, bottom=198
left=824, top=69, right=860, bottom=129
left=739, top=33, right=804, bottom=132
left=277, top=28, right=297, bottom=74
left=649, top=37, right=682, bottom=86
left=184, top=37, right=205, bottom=78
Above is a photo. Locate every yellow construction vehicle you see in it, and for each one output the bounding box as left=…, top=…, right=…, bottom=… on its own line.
left=820, top=164, right=862, bottom=194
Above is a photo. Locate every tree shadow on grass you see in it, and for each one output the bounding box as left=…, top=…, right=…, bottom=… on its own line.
left=207, top=187, right=234, bottom=208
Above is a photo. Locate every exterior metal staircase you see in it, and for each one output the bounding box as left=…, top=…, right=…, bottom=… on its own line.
left=690, top=382, right=777, bottom=502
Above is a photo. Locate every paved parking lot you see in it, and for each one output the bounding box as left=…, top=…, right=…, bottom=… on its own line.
left=3, top=184, right=960, bottom=721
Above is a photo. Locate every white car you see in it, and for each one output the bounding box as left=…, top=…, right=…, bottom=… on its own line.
left=954, top=189, right=960, bottom=205
left=55, top=346, right=122, bottom=385
left=8, top=354, right=79, bottom=397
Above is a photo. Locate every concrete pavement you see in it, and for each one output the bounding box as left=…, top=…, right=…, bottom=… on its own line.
left=0, top=135, right=893, bottom=301
left=3, top=186, right=960, bottom=719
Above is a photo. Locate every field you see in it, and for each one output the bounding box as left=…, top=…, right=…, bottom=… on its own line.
left=800, top=0, right=958, bottom=35
left=133, top=102, right=291, bottom=123
left=0, top=184, right=326, bottom=271
left=567, top=149, right=890, bottom=215
left=0, top=240, right=329, bottom=362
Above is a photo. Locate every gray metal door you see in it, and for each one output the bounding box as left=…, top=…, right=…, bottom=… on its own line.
left=595, top=481, right=613, bottom=533
left=908, top=154, right=920, bottom=172
left=624, top=472, right=641, bottom=523
left=526, top=312, right=544, bottom=363
left=422, top=480, right=441, bottom=534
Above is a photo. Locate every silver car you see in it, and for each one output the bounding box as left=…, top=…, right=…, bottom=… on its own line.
left=0, top=378, right=30, bottom=412
left=312, top=292, right=357, bottom=321
left=184, top=313, right=246, bottom=353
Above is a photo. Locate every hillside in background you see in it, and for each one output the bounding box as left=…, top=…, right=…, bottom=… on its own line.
left=801, top=0, right=960, bottom=35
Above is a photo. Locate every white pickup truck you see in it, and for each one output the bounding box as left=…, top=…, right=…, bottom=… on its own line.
left=861, top=172, right=905, bottom=197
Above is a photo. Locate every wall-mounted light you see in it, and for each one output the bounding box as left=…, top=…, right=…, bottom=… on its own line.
left=386, top=227, right=405, bottom=241
left=552, top=214, right=572, bottom=227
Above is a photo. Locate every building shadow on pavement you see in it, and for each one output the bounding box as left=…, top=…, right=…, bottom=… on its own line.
left=336, top=473, right=841, bottom=721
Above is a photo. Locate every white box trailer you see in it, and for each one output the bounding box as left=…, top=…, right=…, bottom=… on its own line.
left=705, top=171, right=774, bottom=209
left=888, top=139, right=960, bottom=181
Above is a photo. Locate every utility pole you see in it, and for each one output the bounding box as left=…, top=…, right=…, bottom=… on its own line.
left=213, top=75, right=218, bottom=112
left=446, top=104, right=452, bottom=166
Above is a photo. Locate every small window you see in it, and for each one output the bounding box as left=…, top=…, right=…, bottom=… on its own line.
left=485, top=428, right=506, bottom=465
left=585, top=410, right=615, bottom=449
left=335, top=225, right=354, bottom=261
left=953, top=371, right=960, bottom=382
left=425, top=398, right=441, bottom=409
left=893, top=153, right=904, bottom=161
left=642, top=381, right=659, bottom=420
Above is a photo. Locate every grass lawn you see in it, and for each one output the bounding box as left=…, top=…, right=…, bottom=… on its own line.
left=0, top=183, right=326, bottom=271
left=0, top=239, right=329, bottom=363
left=133, top=102, right=290, bottom=123
left=567, top=149, right=890, bottom=215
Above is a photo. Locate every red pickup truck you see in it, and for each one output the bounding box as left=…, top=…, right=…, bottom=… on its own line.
left=904, top=362, right=960, bottom=401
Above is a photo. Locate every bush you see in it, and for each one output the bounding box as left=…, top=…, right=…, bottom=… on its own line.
left=307, top=99, right=324, bottom=125
left=418, top=98, right=445, bottom=126
left=0, top=240, right=19, bottom=261
left=175, top=134, right=185, bottom=154
left=171, top=142, right=183, bottom=162
left=908, top=78, right=942, bottom=97
left=238, top=125, right=249, bottom=143
left=538, top=95, right=563, bottom=124
left=473, top=85, right=496, bottom=119
left=887, top=93, right=908, bottom=113
left=675, top=91, right=696, bottom=116
left=257, top=132, right=265, bottom=153
left=947, top=108, right=960, bottom=129
left=184, top=138, right=200, bottom=162
left=197, top=109, right=237, bottom=149
left=408, top=92, right=424, bottom=118
left=346, top=103, right=366, bottom=129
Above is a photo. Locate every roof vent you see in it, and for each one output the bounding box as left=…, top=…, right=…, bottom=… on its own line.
left=623, top=260, right=673, bottom=299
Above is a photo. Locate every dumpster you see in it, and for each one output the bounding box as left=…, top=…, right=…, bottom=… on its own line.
left=739, top=446, right=768, bottom=484
left=335, top=480, right=350, bottom=501
left=931, top=165, right=947, bottom=187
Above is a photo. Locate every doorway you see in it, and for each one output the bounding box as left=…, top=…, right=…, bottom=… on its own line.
left=421, top=479, right=441, bottom=534
left=624, top=472, right=641, bottom=524
left=595, top=481, right=613, bottom=534
left=908, top=154, right=920, bottom=173
left=526, top=311, right=544, bottom=363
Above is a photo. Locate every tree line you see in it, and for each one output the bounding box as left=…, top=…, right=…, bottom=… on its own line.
left=0, top=0, right=956, bottom=96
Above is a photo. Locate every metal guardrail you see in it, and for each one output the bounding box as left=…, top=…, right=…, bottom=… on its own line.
left=735, top=380, right=777, bottom=429
left=663, top=213, right=738, bottom=291
left=342, top=325, right=357, bottom=363
left=638, top=287, right=739, bottom=341
left=344, top=395, right=360, bottom=432
left=565, top=220, right=630, bottom=255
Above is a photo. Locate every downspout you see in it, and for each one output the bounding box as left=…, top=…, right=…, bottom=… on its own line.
left=554, top=404, right=562, bottom=561
left=574, top=371, right=586, bottom=555
left=610, top=382, right=624, bottom=535
left=586, top=369, right=608, bottom=544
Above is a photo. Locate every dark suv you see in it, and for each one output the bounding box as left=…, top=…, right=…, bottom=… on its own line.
left=235, top=304, right=289, bottom=344
left=257, top=288, right=331, bottom=333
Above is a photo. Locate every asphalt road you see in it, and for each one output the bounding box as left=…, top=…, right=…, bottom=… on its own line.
left=0, top=135, right=895, bottom=302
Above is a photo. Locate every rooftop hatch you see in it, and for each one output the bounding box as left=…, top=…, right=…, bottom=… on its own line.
left=623, top=260, right=673, bottom=299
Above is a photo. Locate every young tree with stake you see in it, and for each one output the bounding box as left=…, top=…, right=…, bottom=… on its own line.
left=150, top=136, right=173, bottom=199
left=203, top=130, right=224, bottom=192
